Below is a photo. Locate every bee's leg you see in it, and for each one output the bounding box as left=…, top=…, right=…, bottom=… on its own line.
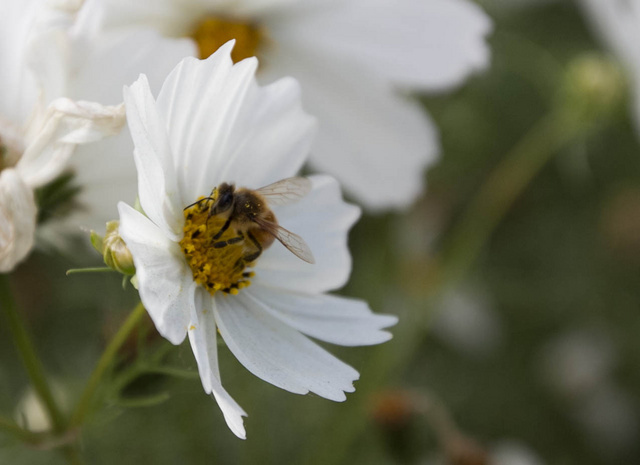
left=208, top=216, right=232, bottom=241
left=212, top=232, right=244, bottom=249
left=242, top=232, right=263, bottom=263
left=232, top=233, right=262, bottom=270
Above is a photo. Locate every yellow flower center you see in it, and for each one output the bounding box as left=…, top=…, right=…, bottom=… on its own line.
left=192, top=16, right=264, bottom=62
left=180, top=193, right=254, bottom=296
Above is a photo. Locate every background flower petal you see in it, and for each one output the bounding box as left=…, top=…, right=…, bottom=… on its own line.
left=0, top=0, right=41, bottom=125
left=270, top=0, right=492, bottom=92
left=102, top=0, right=208, bottom=37
left=0, top=169, right=37, bottom=272
left=579, top=0, right=640, bottom=136
left=261, top=46, right=437, bottom=210
left=16, top=98, right=125, bottom=189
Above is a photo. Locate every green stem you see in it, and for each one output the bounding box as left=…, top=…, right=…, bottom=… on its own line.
left=69, top=302, right=146, bottom=428
left=0, top=275, right=66, bottom=432
left=65, top=267, right=114, bottom=276
left=436, top=109, right=584, bottom=289
left=0, top=415, right=45, bottom=444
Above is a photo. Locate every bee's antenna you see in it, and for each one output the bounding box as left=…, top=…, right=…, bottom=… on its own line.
left=183, top=197, right=215, bottom=211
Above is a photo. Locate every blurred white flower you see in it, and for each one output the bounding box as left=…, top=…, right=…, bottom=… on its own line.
left=491, top=440, right=546, bottom=465
left=538, top=329, right=616, bottom=398
left=102, top=0, right=492, bottom=210
left=580, top=0, right=640, bottom=134
left=573, top=384, right=638, bottom=458
left=538, top=328, right=638, bottom=459
left=422, top=440, right=546, bottom=465
left=0, top=0, right=125, bottom=271
left=118, top=42, right=397, bottom=438
left=432, top=286, right=503, bottom=358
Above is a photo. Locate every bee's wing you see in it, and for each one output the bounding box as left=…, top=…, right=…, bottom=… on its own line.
left=255, top=177, right=312, bottom=206
left=254, top=217, right=315, bottom=264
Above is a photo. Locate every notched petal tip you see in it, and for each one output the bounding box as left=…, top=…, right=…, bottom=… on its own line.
left=123, top=73, right=151, bottom=104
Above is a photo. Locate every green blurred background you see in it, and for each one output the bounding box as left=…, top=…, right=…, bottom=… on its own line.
left=3, top=1, right=640, bottom=463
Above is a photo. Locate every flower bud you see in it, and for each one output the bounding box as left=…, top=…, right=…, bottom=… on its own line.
left=92, top=220, right=135, bottom=275
left=562, top=53, right=626, bottom=122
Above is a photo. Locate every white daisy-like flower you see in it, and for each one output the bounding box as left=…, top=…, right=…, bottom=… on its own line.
left=580, top=0, right=640, bottom=133
left=103, top=0, right=492, bottom=210
left=0, top=0, right=125, bottom=271
left=118, top=42, right=397, bottom=438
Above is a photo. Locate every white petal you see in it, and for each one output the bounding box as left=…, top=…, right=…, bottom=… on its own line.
left=49, top=0, right=84, bottom=13
left=102, top=0, right=207, bottom=37
left=216, top=0, right=300, bottom=16
left=117, top=202, right=192, bottom=345
left=0, top=169, right=37, bottom=273
left=155, top=42, right=315, bottom=204
left=188, top=288, right=247, bottom=439
left=633, top=83, right=640, bottom=137
left=100, top=0, right=297, bottom=35
left=214, top=292, right=359, bottom=401
left=69, top=22, right=197, bottom=105
left=16, top=98, right=125, bottom=189
left=213, top=75, right=315, bottom=191
left=62, top=130, right=138, bottom=233
left=272, top=0, right=492, bottom=92
left=25, top=6, right=72, bottom=109
left=251, top=284, right=397, bottom=346
left=580, top=0, right=640, bottom=73
left=579, top=0, right=640, bottom=135
left=261, top=46, right=437, bottom=210
left=255, top=175, right=359, bottom=294
left=123, top=75, right=184, bottom=240
left=0, top=0, right=40, bottom=125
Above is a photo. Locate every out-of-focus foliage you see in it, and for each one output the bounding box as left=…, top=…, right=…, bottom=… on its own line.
left=2, top=1, right=640, bottom=464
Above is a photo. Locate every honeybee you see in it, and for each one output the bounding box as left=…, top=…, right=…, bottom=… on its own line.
left=186, top=177, right=315, bottom=265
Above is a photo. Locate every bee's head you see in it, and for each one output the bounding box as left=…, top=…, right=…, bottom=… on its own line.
left=211, top=183, right=235, bottom=216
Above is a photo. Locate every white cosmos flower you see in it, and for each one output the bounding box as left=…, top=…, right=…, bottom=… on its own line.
left=118, top=42, right=397, bottom=439
left=103, top=0, right=492, bottom=210
left=0, top=0, right=126, bottom=271
left=580, top=0, right=640, bottom=134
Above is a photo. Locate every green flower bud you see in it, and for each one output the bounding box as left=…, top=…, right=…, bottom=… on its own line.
left=92, top=221, right=135, bottom=275
left=562, top=53, right=627, bottom=122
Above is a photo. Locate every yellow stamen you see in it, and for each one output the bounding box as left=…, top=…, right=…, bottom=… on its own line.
left=180, top=193, right=253, bottom=296
left=192, top=16, right=264, bottom=62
